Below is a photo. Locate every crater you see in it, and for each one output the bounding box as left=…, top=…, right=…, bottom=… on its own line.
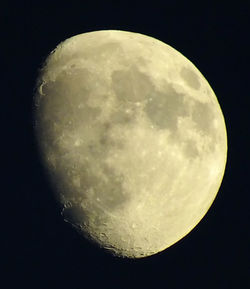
left=180, top=67, right=201, bottom=90
left=61, top=202, right=109, bottom=233
left=62, top=204, right=89, bottom=225
left=37, top=68, right=94, bottom=130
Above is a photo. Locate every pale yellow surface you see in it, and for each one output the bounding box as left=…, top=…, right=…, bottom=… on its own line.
left=34, top=30, right=227, bottom=258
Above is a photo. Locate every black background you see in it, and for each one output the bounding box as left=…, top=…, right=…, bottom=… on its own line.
left=3, top=1, right=249, bottom=288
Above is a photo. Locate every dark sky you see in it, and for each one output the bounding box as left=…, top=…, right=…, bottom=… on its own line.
left=3, top=1, right=249, bottom=288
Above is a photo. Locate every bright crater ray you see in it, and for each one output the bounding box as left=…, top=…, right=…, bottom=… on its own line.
left=34, top=30, right=227, bottom=258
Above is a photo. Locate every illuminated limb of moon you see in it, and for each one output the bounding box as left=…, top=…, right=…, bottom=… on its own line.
left=34, top=30, right=227, bottom=258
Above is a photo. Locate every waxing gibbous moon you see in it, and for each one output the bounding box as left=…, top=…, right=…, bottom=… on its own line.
left=34, top=30, right=227, bottom=258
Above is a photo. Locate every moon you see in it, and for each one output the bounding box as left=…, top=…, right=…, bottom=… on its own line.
left=34, top=30, right=227, bottom=258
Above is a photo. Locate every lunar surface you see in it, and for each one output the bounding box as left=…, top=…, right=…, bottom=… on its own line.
left=34, top=30, right=227, bottom=258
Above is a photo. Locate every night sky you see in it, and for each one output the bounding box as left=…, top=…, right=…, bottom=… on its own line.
left=3, top=1, right=249, bottom=288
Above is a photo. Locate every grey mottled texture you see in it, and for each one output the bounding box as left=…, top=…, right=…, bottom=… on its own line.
left=34, top=30, right=227, bottom=258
